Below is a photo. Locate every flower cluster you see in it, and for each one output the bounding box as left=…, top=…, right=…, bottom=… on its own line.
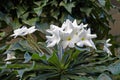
left=103, top=39, right=112, bottom=55
left=46, top=19, right=97, bottom=49
left=11, top=26, right=37, bottom=38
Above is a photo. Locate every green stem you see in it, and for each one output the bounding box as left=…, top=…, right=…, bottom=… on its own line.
left=57, top=44, right=63, bottom=61
left=27, top=34, right=44, bottom=55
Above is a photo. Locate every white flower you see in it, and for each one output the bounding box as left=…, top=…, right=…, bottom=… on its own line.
left=60, top=19, right=79, bottom=49
left=27, top=26, right=37, bottom=34
left=77, top=28, right=97, bottom=49
left=103, top=39, right=112, bottom=55
left=5, top=53, right=16, bottom=61
left=72, top=20, right=88, bottom=31
left=61, top=19, right=74, bottom=34
left=61, top=31, right=79, bottom=49
left=46, top=19, right=97, bottom=49
left=46, top=25, right=61, bottom=47
left=11, top=26, right=28, bottom=38
left=11, top=26, right=37, bottom=38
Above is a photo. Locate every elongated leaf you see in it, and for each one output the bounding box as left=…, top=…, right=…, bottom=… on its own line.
left=48, top=52, right=61, bottom=68
left=97, top=73, right=112, bottom=80
left=108, top=61, right=120, bottom=75
left=17, top=61, right=35, bottom=79
left=98, top=0, right=106, bottom=6
left=23, top=52, right=31, bottom=63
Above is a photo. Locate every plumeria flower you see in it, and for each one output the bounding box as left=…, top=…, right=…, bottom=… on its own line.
left=77, top=28, right=97, bottom=49
left=46, top=19, right=97, bottom=50
left=46, top=25, right=61, bottom=47
left=11, top=26, right=28, bottom=38
left=60, top=19, right=79, bottom=49
left=61, top=31, right=79, bottom=49
left=103, top=39, right=112, bottom=55
left=5, top=53, right=16, bottom=61
left=11, top=26, right=37, bottom=38
left=72, top=19, right=88, bottom=31
left=27, top=26, right=37, bottom=34
left=61, top=19, right=74, bottom=34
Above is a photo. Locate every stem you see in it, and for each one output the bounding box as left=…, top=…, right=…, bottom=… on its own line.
left=57, top=44, right=63, bottom=61
left=27, top=34, right=44, bottom=55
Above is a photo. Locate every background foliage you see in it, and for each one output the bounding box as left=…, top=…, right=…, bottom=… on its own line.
left=0, top=0, right=120, bottom=80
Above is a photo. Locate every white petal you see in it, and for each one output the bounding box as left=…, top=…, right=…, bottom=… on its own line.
left=69, top=42, right=75, bottom=48
left=103, top=46, right=112, bottom=55
left=11, top=26, right=28, bottom=38
left=87, top=34, right=97, bottom=39
left=61, top=19, right=73, bottom=33
left=72, top=19, right=78, bottom=27
left=77, top=41, right=84, bottom=47
left=89, top=39, right=96, bottom=49
left=61, top=41, right=69, bottom=49
left=5, top=53, right=16, bottom=61
left=106, top=39, right=111, bottom=43
left=47, top=41, right=56, bottom=47
left=28, top=26, right=37, bottom=34
left=84, top=40, right=93, bottom=47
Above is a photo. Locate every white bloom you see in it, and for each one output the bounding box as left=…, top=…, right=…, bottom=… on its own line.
left=77, top=28, right=97, bottom=49
left=27, top=26, right=37, bottom=34
left=11, top=26, right=28, bottom=38
left=72, top=20, right=88, bottom=30
left=46, top=19, right=97, bottom=49
left=5, top=53, right=16, bottom=61
left=61, top=31, right=79, bottom=49
left=61, top=19, right=74, bottom=34
left=11, top=26, right=37, bottom=38
left=46, top=25, right=61, bottom=47
left=103, top=39, right=112, bottom=55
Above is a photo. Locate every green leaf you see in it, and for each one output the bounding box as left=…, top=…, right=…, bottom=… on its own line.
left=33, top=73, right=58, bottom=80
left=17, top=61, right=35, bottom=79
left=108, top=61, right=120, bottom=75
left=34, top=0, right=48, bottom=16
left=0, top=32, right=5, bottom=37
left=16, top=5, right=28, bottom=18
left=10, top=18, right=22, bottom=29
left=34, top=7, right=42, bottom=16
left=98, top=0, right=106, bottom=6
left=0, top=45, right=7, bottom=53
left=23, top=52, right=31, bottom=63
left=97, top=73, right=112, bottom=80
left=60, top=1, right=75, bottom=13
left=80, top=8, right=93, bottom=16
left=48, top=52, right=61, bottom=68
left=36, top=22, right=49, bottom=34
left=32, top=53, right=41, bottom=60
left=23, top=18, right=37, bottom=26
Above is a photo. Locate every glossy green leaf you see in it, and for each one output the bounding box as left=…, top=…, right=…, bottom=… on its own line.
left=34, top=7, right=42, bottom=16
left=17, top=61, right=35, bottom=79
left=97, top=73, right=112, bottom=80
left=98, top=0, right=106, bottom=6
left=48, top=52, right=61, bottom=68
left=60, top=1, right=75, bottom=13
left=108, top=61, right=120, bottom=75
left=23, top=52, right=31, bottom=63
left=23, top=18, right=37, bottom=26
left=80, top=8, right=93, bottom=16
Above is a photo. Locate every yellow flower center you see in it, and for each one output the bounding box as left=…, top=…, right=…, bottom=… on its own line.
left=67, top=37, right=71, bottom=41
left=81, top=37, right=85, bottom=41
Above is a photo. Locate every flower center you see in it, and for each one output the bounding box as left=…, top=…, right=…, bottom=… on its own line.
left=67, top=37, right=71, bottom=41
left=75, top=32, right=78, bottom=35
left=81, top=37, right=85, bottom=41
